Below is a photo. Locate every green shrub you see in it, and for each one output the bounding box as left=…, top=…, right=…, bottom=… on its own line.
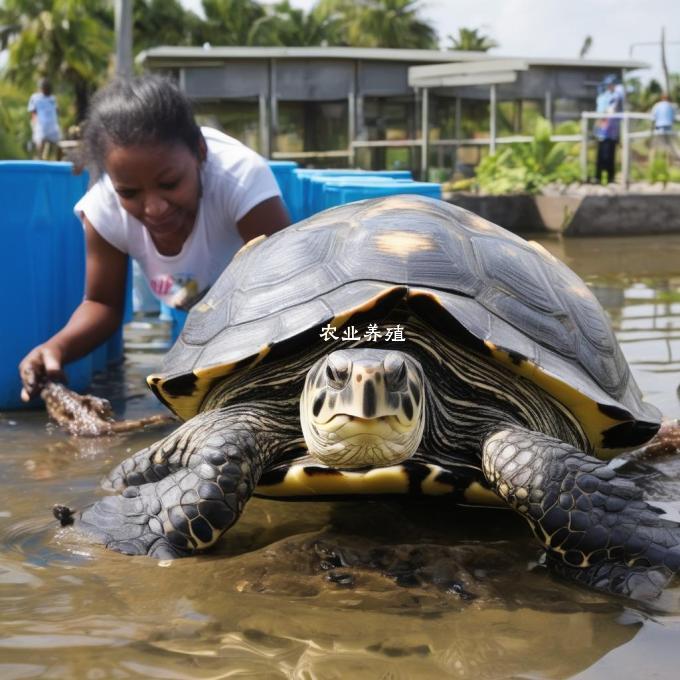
left=474, top=117, right=580, bottom=194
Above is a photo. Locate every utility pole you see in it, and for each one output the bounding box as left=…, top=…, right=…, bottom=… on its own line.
left=114, top=0, right=133, bottom=79
left=661, top=27, right=671, bottom=94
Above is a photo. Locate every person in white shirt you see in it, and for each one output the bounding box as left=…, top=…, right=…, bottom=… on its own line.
left=19, top=75, right=290, bottom=401
left=27, top=78, right=62, bottom=160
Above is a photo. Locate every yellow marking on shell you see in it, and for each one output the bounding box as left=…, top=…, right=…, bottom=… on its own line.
left=435, top=477, right=504, bottom=505
left=331, top=285, right=405, bottom=330
left=373, top=231, right=435, bottom=256
left=419, top=465, right=456, bottom=495
left=255, top=464, right=411, bottom=497
left=234, top=233, right=267, bottom=256
left=362, top=195, right=431, bottom=216
left=485, top=346, right=625, bottom=459
left=466, top=213, right=503, bottom=233
left=148, top=345, right=271, bottom=421
left=567, top=282, right=594, bottom=299
left=527, top=240, right=559, bottom=263
left=195, top=298, right=218, bottom=313
left=407, top=289, right=444, bottom=307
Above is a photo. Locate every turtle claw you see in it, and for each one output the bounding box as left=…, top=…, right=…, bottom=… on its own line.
left=71, top=491, right=191, bottom=558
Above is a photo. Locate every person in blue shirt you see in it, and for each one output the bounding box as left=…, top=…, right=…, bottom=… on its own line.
left=594, top=75, right=624, bottom=184
left=650, top=92, right=679, bottom=160
left=651, top=92, right=676, bottom=131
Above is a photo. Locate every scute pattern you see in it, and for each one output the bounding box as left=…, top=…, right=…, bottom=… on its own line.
left=157, top=194, right=654, bottom=427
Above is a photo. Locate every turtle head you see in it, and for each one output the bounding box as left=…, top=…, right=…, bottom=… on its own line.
left=300, top=349, right=425, bottom=469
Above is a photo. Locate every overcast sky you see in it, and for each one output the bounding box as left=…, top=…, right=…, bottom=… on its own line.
left=183, top=0, right=680, bottom=82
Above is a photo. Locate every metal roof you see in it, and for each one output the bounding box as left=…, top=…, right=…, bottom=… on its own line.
left=137, top=46, right=494, bottom=66
left=137, top=46, right=648, bottom=72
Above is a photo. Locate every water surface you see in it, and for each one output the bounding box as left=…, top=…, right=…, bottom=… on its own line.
left=2, top=235, right=680, bottom=679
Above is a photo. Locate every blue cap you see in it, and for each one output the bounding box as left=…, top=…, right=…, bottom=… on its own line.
left=603, top=74, right=617, bottom=85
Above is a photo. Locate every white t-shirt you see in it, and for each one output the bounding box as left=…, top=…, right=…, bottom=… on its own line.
left=74, top=127, right=281, bottom=310
left=27, top=92, right=61, bottom=144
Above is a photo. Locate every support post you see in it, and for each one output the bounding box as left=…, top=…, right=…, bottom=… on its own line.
left=348, top=65, right=357, bottom=168
left=621, top=114, right=630, bottom=188
left=114, top=0, right=133, bottom=79
left=489, top=84, right=497, bottom=155
left=269, top=59, right=278, bottom=160
left=454, top=96, right=462, bottom=172
left=544, top=90, right=553, bottom=124
left=580, top=114, right=589, bottom=182
left=258, top=93, right=269, bottom=158
left=421, top=87, right=430, bottom=180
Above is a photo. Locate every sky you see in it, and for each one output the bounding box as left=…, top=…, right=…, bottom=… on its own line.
left=182, top=0, right=680, bottom=83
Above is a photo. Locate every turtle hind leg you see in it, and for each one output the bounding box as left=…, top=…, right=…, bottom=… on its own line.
left=69, top=408, right=267, bottom=558
left=482, top=424, right=680, bottom=598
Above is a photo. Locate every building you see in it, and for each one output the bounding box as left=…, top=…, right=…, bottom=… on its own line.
left=137, top=46, right=647, bottom=177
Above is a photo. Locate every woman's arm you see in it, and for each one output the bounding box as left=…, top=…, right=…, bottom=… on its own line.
left=236, top=195, right=291, bottom=243
left=19, top=217, right=128, bottom=400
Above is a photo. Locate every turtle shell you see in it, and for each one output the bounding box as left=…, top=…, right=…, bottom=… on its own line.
left=148, top=195, right=660, bottom=457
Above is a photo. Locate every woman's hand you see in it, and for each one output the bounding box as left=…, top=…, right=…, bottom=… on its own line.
left=19, top=344, right=66, bottom=402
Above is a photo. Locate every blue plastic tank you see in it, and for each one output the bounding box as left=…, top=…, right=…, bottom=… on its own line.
left=322, top=179, right=442, bottom=210
left=267, top=160, right=298, bottom=221
left=293, top=169, right=413, bottom=220
left=0, top=162, right=130, bottom=409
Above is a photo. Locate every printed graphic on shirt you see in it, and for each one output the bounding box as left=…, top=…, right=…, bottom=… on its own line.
left=149, top=273, right=204, bottom=310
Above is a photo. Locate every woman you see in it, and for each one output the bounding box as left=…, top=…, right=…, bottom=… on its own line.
left=19, top=75, right=290, bottom=401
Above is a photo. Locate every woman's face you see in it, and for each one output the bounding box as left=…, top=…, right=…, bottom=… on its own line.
left=104, top=140, right=205, bottom=249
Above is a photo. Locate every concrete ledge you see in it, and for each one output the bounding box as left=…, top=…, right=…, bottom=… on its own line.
left=564, top=195, right=680, bottom=236
left=447, top=194, right=547, bottom=234
left=447, top=193, right=680, bottom=236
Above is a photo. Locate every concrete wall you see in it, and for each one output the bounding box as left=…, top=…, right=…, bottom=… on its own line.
left=447, top=193, right=680, bottom=236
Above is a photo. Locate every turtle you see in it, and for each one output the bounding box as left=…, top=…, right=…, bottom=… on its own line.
left=56, top=194, right=680, bottom=597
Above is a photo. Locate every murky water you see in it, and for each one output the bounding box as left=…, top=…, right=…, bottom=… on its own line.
left=2, top=235, right=680, bottom=679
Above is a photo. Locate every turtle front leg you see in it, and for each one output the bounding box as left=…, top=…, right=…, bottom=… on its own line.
left=59, top=406, right=282, bottom=558
left=482, top=425, right=680, bottom=598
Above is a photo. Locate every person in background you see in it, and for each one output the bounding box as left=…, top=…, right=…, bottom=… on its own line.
left=19, top=74, right=290, bottom=401
left=594, top=74, right=624, bottom=184
left=650, top=92, right=679, bottom=159
left=27, top=78, right=62, bottom=160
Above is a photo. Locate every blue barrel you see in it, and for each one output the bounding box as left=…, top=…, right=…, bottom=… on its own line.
left=267, top=161, right=298, bottom=221
left=294, top=169, right=413, bottom=220
left=322, top=179, right=442, bottom=210
left=160, top=303, right=188, bottom=345
left=308, top=175, right=416, bottom=217
left=0, top=161, right=129, bottom=409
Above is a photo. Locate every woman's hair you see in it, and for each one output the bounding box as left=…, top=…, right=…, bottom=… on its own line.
left=82, top=75, right=203, bottom=172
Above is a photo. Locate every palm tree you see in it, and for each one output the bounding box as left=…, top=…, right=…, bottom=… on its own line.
left=249, top=0, right=343, bottom=47
left=319, top=0, right=437, bottom=49
left=200, top=0, right=267, bottom=46
left=0, top=0, right=113, bottom=122
left=447, top=27, right=498, bottom=52
left=133, top=0, right=205, bottom=52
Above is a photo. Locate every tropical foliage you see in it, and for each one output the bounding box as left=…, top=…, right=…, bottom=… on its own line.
left=0, top=0, right=113, bottom=121
left=0, top=0, right=444, bottom=157
left=325, top=0, right=437, bottom=49
left=473, top=118, right=581, bottom=194
left=249, top=0, right=343, bottom=47
left=447, top=27, right=497, bottom=52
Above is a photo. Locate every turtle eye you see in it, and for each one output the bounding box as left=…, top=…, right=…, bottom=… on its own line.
left=325, top=354, right=350, bottom=389
left=384, top=353, right=408, bottom=391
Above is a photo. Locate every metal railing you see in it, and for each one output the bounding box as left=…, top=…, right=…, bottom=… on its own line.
left=270, top=111, right=674, bottom=185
